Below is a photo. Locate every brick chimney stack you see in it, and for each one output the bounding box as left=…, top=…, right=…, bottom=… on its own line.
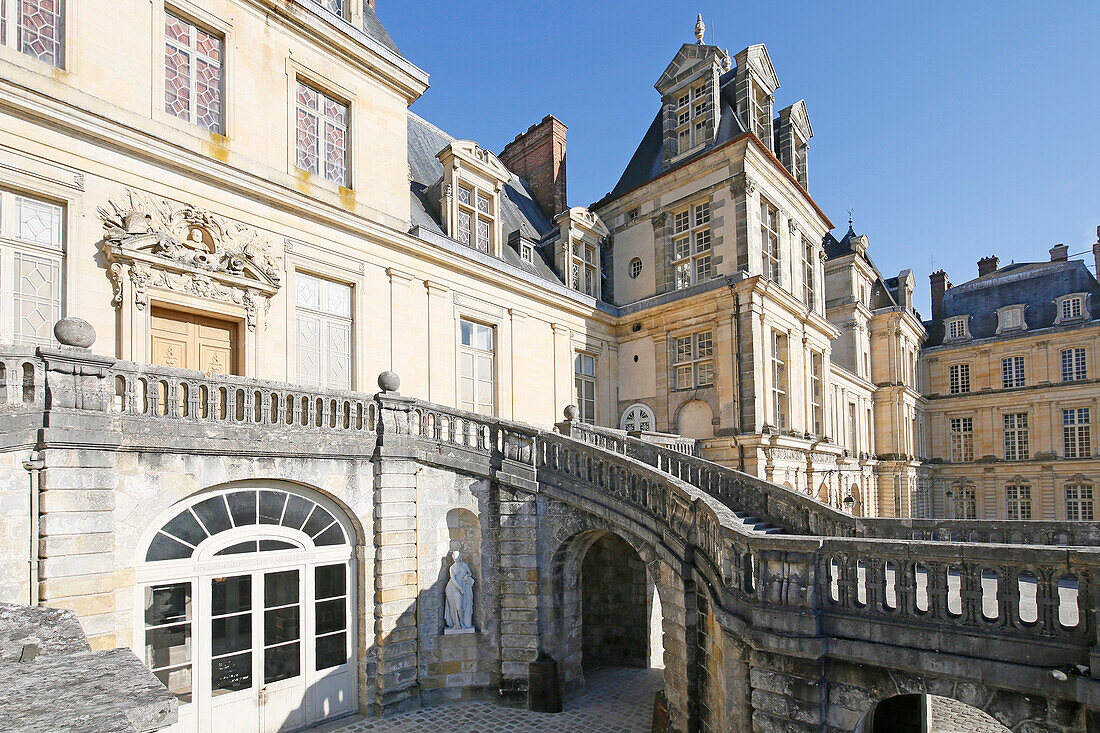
left=365, top=0, right=375, bottom=9
left=977, top=255, right=999, bottom=277
left=499, top=115, right=568, bottom=220
left=930, top=270, right=951, bottom=321
left=1050, top=243, right=1069, bottom=261
left=1093, top=227, right=1100, bottom=276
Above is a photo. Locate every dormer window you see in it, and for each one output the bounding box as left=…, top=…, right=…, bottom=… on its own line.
left=946, top=316, right=969, bottom=341
left=437, top=141, right=510, bottom=258
left=997, top=305, right=1026, bottom=333
left=571, top=238, right=598, bottom=297
left=554, top=207, right=609, bottom=300
left=674, top=82, right=710, bottom=156
left=751, top=86, right=772, bottom=146
left=519, top=241, right=534, bottom=264
left=455, top=183, right=494, bottom=253
left=1058, top=294, right=1087, bottom=323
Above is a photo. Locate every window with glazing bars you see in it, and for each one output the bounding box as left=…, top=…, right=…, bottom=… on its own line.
left=952, top=483, right=977, bottom=519
left=1063, top=408, right=1091, bottom=458
left=810, top=352, right=823, bottom=435
left=308, top=0, right=344, bottom=17
left=1005, top=483, right=1032, bottom=520
left=571, top=238, right=598, bottom=296
left=1, top=0, right=64, bottom=67
left=164, top=12, right=223, bottom=133
left=0, top=190, right=64, bottom=346
left=1001, top=356, right=1025, bottom=389
left=673, top=82, right=708, bottom=154
left=1066, top=483, right=1094, bottom=521
left=671, top=201, right=711, bottom=290
left=574, top=353, right=596, bottom=423
left=455, top=183, right=493, bottom=253
left=1003, top=413, right=1029, bottom=461
left=947, top=318, right=966, bottom=339
left=1062, top=348, right=1087, bottom=382
left=1062, top=297, right=1083, bottom=320
left=950, top=417, right=973, bottom=462
left=802, top=238, right=815, bottom=310
left=948, top=363, right=970, bottom=394
left=673, top=331, right=714, bottom=389
left=760, top=200, right=780, bottom=284
left=295, top=80, right=348, bottom=186
left=295, top=272, right=352, bottom=390
left=771, top=331, right=788, bottom=429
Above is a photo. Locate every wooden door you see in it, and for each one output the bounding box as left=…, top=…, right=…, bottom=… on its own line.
left=151, top=308, right=237, bottom=375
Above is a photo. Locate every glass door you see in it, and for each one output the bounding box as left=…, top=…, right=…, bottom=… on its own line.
left=209, top=573, right=258, bottom=730
left=260, top=568, right=307, bottom=733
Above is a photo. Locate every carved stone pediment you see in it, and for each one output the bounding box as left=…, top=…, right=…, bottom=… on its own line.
left=99, top=190, right=282, bottom=330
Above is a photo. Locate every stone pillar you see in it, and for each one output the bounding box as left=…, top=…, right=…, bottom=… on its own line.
left=656, top=560, right=698, bottom=732
left=494, top=484, right=540, bottom=705
left=373, top=375, right=421, bottom=714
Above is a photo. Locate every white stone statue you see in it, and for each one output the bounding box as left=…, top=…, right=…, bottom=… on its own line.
left=444, top=550, right=475, bottom=633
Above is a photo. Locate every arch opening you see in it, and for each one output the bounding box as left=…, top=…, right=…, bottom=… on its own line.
left=855, top=694, right=1012, bottom=733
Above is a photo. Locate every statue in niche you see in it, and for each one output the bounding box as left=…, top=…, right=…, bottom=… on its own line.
left=444, top=550, right=475, bottom=633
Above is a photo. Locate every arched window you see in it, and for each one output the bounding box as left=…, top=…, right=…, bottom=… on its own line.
left=949, top=479, right=977, bottom=519
left=620, top=403, right=655, bottom=432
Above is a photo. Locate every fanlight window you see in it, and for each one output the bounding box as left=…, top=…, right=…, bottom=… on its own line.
left=621, top=403, right=656, bottom=432
left=146, top=489, right=347, bottom=561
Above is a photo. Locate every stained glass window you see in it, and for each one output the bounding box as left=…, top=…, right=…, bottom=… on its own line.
left=164, top=13, right=223, bottom=133
left=296, top=81, right=348, bottom=186
left=7, top=0, right=65, bottom=67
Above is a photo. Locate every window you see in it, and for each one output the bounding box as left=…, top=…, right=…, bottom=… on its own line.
left=999, top=307, right=1024, bottom=331
left=948, top=363, right=970, bottom=394
left=760, top=200, right=780, bottom=284
left=0, top=191, right=64, bottom=346
left=295, top=80, right=348, bottom=186
left=143, top=581, right=192, bottom=702
left=671, top=201, right=711, bottom=290
left=950, top=417, right=973, bottom=462
left=1005, top=483, right=1032, bottom=520
left=308, top=0, right=344, bottom=17
left=570, top=238, right=598, bottom=296
left=771, top=332, right=788, bottom=429
left=847, top=403, right=857, bottom=452
left=1003, top=413, right=1029, bottom=461
left=2, top=0, right=64, bottom=67
left=295, top=272, right=352, bottom=390
left=1066, top=482, right=1094, bottom=521
left=673, top=82, right=708, bottom=154
left=574, top=353, right=596, bottom=423
left=519, top=241, right=534, bottom=263
left=459, top=320, right=494, bottom=415
left=1063, top=408, right=1091, bottom=459
left=1061, top=296, right=1084, bottom=321
left=628, top=257, right=642, bottom=279
left=947, top=318, right=968, bottom=340
left=673, top=331, right=714, bottom=389
left=793, top=143, right=808, bottom=187
left=951, top=481, right=977, bottom=520
left=802, top=238, right=815, bottom=311
left=1061, top=348, right=1087, bottom=382
left=454, top=183, right=494, bottom=254
left=620, top=403, right=654, bottom=432
left=809, top=352, right=823, bottom=435
left=750, top=85, right=771, bottom=146
left=1002, top=356, right=1026, bottom=389
left=164, top=12, right=223, bottom=133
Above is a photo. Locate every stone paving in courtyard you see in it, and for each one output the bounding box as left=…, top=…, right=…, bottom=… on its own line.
left=322, top=666, right=663, bottom=733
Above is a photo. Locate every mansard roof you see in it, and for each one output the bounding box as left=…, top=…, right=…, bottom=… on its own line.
left=406, top=112, right=562, bottom=283
left=361, top=4, right=401, bottom=56
left=924, top=259, right=1100, bottom=346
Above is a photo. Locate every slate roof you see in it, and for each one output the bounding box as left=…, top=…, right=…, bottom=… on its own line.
left=594, top=69, right=747, bottom=207
left=924, top=259, right=1100, bottom=346
left=406, top=113, right=564, bottom=284
left=361, top=5, right=401, bottom=56
left=823, top=226, right=902, bottom=310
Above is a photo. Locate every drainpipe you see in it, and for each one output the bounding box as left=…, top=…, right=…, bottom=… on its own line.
left=23, top=451, right=43, bottom=606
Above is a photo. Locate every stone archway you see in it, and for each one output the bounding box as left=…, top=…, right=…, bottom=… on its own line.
left=855, top=694, right=1012, bottom=733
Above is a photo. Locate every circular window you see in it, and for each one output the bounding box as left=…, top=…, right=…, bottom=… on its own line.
left=629, top=258, right=643, bottom=279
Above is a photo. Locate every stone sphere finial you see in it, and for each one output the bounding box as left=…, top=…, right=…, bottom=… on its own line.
left=378, top=371, right=401, bottom=393
left=563, top=404, right=579, bottom=421
left=53, top=317, right=96, bottom=349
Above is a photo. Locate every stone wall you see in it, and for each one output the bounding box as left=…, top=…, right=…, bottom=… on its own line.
left=579, top=532, right=647, bottom=669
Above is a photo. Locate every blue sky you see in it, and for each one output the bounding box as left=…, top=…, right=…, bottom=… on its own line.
left=377, top=1, right=1100, bottom=315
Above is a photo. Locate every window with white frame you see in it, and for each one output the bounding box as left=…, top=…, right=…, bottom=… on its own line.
left=1, top=0, right=64, bottom=67
left=810, top=351, right=823, bottom=435
left=947, top=317, right=967, bottom=340
left=1005, top=482, right=1032, bottom=520
left=455, top=183, right=494, bottom=254
left=1002, top=356, right=1025, bottom=389
left=673, top=331, right=714, bottom=389
left=1066, top=481, right=1094, bottom=521
left=750, top=85, right=771, bottom=146
left=950, top=417, right=973, bottom=462
left=948, top=363, right=970, bottom=394
left=793, top=142, right=808, bottom=187
left=628, top=257, right=642, bottom=279
left=951, top=482, right=977, bottom=519
left=459, top=320, right=494, bottom=415
left=771, top=331, right=789, bottom=429
left=671, top=201, right=711, bottom=290
left=295, top=272, right=352, bottom=390
left=1063, top=408, right=1091, bottom=458
left=0, top=190, right=64, bottom=346
left=802, top=238, right=815, bottom=311
left=673, top=82, right=709, bottom=154
left=1003, top=412, right=1029, bottom=461
left=518, top=240, right=534, bottom=264
left=570, top=238, right=598, bottom=297
left=574, top=353, right=596, bottom=423
left=1061, top=295, right=1084, bottom=321
left=760, top=199, right=780, bottom=284
left=999, top=306, right=1024, bottom=331
left=295, top=80, right=348, bottom=186
left=164, top=12, right=223, bottom=133
left=1061, top=347, right=1087, bottom=382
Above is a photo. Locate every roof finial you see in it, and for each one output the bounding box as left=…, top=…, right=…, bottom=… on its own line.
left=722, top=48, right=733, bottom=72
left=847, top=206, right=855, bottom=232
left=695, top=14, right=705, bottom=44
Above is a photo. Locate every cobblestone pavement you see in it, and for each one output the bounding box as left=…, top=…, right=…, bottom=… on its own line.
left=323, top=666, right=662, bottom=733
left=929, top=695, right=1011, bottom=733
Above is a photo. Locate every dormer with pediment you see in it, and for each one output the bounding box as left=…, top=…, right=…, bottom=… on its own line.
left=776, top=99, right=812, bottom=189
left=655, top=42, right=727, bottom=167
left=437, top=140, right=511, bottom=258
left=554, top=207, right=610, bottom=300
left=734, top=44, right=780, bottom=150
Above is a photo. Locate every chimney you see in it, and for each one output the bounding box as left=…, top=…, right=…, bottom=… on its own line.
left=930, top=270, right=951, bottom=321
left=498, top=115, right=568, bottom=220
left=1050, top=243, right=1069, bottom=261
left=977, top=255, right=999, bottom=277
left=365, top=0, right=375, bottom=9
left=1093, top=226, right=1100, bottom=275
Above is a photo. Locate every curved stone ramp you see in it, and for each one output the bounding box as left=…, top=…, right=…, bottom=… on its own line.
left=929, top=695, right=1011, bottom=733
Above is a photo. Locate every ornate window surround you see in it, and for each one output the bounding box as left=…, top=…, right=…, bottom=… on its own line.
left=100, top=189, right=282, bottom=373
left=438, top=141, right=509, bottom=259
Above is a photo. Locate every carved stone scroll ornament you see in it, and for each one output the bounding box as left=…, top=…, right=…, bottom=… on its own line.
left=99, top=190, right=281, bottom=331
